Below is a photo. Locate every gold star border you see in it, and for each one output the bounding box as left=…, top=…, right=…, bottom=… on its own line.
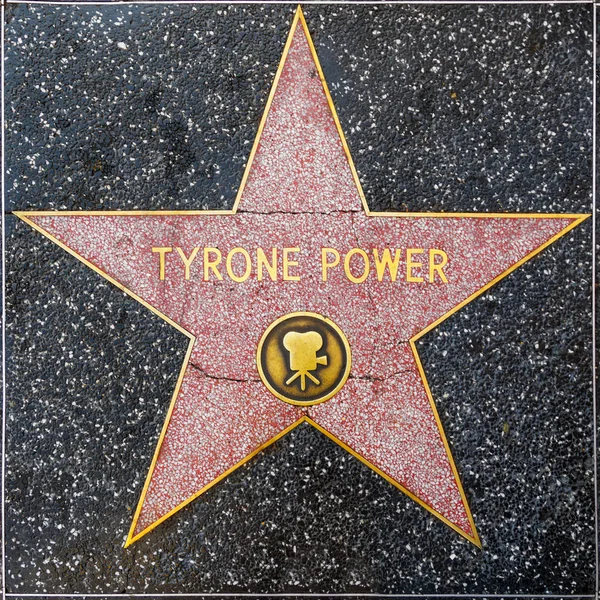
left=15, top=6, right=589, bottom=549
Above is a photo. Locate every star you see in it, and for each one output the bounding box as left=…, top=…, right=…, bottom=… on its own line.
left=16, top=6, right=587, bottom=549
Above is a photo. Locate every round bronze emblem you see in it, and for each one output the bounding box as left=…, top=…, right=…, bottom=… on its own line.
left=257, top=312, right=351, bottom=406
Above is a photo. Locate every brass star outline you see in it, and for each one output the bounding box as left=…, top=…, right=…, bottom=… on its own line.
left=15, top=6, right=589, bottom=549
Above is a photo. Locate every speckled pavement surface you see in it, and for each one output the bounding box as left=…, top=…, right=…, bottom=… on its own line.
left=3, top=3, right=595, bottom=596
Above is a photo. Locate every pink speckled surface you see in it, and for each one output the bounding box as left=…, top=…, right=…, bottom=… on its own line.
left=140, top=371, right=302, bottom=532
left=240, top=24, right=362, bottom=214
left=28, top=18, right=579, bottom=543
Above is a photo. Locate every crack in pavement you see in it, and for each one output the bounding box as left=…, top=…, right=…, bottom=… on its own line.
left=189, top=361, right=261, bottom=383
left=348, top=368, right=413, bottom=383
left=237, top=209, right=363, bottom=216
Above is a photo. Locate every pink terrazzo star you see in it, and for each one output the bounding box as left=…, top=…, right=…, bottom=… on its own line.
left=17, top=7, right=586, bottom=548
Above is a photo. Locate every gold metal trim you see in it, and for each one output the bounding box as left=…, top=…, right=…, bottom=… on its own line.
left=13, top=209, right=590, bottom=219
left=12, top=5, right=591, bottom=549
left=126, top=417, right=307, bottom=546
left=256, top=311, right=352, bottom=406
left=230, top=6, right=301, bottom=213
left=411, top=214, right=589, bottom=342
left=304, top=416, right=481, bottom=547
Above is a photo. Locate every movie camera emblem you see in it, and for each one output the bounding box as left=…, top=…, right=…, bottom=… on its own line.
left=257, top=312, right=351, bottom=406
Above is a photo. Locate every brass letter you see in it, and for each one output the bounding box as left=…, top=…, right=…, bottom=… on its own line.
left=203, top=248, right=223, bottom=281
left=175, top=247, right=200, bottom=281
left=226, top=248, right=252, bottom=283
left=429, top=249, right=448, bottom=283
left=406, top=248, right=424, bottom=283
left=321, top=248, right=340, bottom=282
left=373, top=248, right=401, bottom=282
left=283, top=247, right=301, bottom=281
left=152, top=247, right=172, bottom=281
left=257, top=248, right=278, bottom=281
left=344, top=248, right=370, bottom=284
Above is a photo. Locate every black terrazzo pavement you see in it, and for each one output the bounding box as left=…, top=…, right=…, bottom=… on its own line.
left=8, top=597, right=600, bottom=600
left=4, top=3, right=595, bottom=595
left=5, top=4, right=592, bottom=215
